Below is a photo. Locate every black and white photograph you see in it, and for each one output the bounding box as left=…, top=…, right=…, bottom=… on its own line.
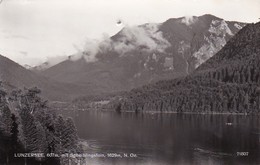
left=0, top=0, right=260, bottom=164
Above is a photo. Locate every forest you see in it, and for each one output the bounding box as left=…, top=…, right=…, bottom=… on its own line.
left=111, top=22, right=260, bottom=114
left=0, top=83, right=81, bottom=165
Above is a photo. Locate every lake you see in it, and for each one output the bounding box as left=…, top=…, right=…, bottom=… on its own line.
left=58, top=110, right=260, bottom=165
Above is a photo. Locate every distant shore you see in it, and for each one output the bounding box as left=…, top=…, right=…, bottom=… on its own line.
left=66, top=108, right=260, bottom=116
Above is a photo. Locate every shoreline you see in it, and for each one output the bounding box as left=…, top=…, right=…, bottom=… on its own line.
left=62, top=108, right=260, bottom=116
left=118, top=111, right=260, bottom=116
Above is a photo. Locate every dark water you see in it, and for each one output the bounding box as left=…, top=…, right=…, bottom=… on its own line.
left=58, top=110, right=260, bottom=165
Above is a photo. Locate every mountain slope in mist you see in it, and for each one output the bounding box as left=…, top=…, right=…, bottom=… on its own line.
left=114, top=21, right=260, bottom=114
left=42, top=14, right=246, bottom=94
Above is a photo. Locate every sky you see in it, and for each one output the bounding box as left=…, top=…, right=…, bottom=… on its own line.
left=0, top=0, right=259, bottom=66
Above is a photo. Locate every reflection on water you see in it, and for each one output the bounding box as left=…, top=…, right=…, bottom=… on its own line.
left=57, top=110, right=260, bottom=165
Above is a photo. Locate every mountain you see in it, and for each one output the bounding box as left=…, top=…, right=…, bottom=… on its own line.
left=42, top=14, right=246, bottom=94
left=30, top=62, right=50, bottom=72
left=29, top=55, right=69, bottom=72
left=0, top=55, right=93, bottom=101
left=23, top=64, right=33, bottom=70
left=111, top=21, right=260, bottom=114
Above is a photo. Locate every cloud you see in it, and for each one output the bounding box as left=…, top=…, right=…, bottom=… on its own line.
left=181, top=16, right=198, bottom=26
left=0, top=29, right=30, bottom=40
left=1, top=0, right=259, bottom=67
left=72, top=23, right=170, bottom=63
left=19, top=51, right=28, bottom=56
left=70, top=39, right=101, bottom=62
left=114, top=24, right=170, bottom=54
left=5, top=34, right=30, bottom=40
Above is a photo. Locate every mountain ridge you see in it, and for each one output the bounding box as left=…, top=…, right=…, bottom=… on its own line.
left=41, top=14, right=246, bottom=95
left=0, top=54, right=95, bottom=101
left=110, top=21, right=260, bottom=114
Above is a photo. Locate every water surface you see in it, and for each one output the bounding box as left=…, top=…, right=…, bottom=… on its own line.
left=58, top=110, right=260, bottom=165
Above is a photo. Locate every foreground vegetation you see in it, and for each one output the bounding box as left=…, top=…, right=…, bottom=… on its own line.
left=0, top=83, right=81, bottom=165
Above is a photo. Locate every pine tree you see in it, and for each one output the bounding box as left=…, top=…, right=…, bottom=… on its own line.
left=64, top=118, right=78, bottom=152
left=244, top=93, right=249, bottom=112
left=10, top=114, right=19, bottom=152
left=35, top=121, right=48, bottom=162
left=0, top=106, right=12, bottom=137
left=20, top=110, right=42, bottom=152
left=54, top=115, right=67, bottom=154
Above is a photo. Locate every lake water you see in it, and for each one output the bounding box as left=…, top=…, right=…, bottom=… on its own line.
left=58, top=110, right=260, bottom=165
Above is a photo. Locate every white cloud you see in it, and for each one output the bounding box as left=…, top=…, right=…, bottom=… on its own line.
left=181, top=16, right=198, bottom=26
left=114, top=24, right=170, bottom=54
left=73, top=24, right=170, bottom=63
left=0, top=0, right=259, bottom=65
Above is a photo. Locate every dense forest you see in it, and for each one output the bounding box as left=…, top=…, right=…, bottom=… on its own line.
left=111, top=22, right=260, bottom=114
left=0, top=82, right=81, bottom=165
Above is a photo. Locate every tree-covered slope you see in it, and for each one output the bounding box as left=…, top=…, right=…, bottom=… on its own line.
left=0, top=85, right=81, bottom=165
left=42, top=14, right=245, bottom=95
left=114, top=22, right=260, bottom=114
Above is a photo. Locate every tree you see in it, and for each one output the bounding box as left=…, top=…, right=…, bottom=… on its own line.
left=0, top=106, right=12, bottom=137
left=64, top=118, right=78, bottom=152
left=54, top=115, right=67, bottom=154
left=35, top=121, right=48, bottom=162
left=0, top=82, right=12, bottom=164
left=20, top=110, right=44, bottom=153
left=10, top=114, right=19, bottom=152
left=1, top=86, right=80, bottom=164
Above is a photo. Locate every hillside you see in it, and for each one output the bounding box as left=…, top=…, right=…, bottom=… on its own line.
left=0, top=55, right=93, bottom=101
left=112, top=22, right=260, bottom=114
left=42, top=14, right=246, bottom=94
